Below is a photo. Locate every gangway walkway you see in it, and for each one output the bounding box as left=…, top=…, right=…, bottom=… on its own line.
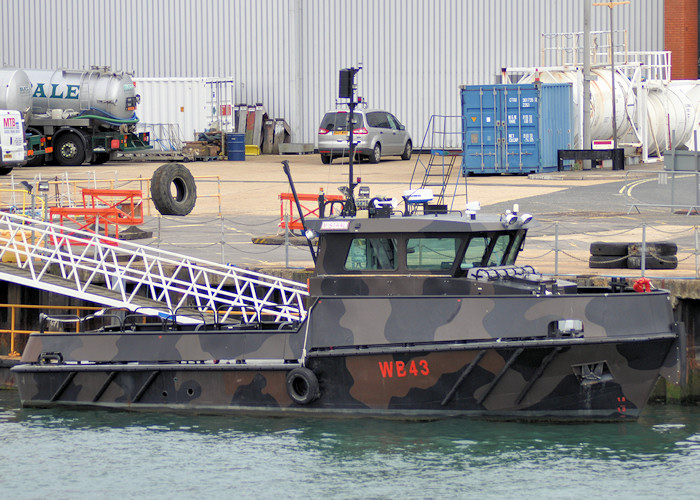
left=0, top=212, right=308, bottom=324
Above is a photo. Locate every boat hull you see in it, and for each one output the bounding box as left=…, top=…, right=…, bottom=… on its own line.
left=13, top=336, right=676, bottom=421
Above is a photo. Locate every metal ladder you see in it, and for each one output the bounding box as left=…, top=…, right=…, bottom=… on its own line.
left=409, top=115, right=463, bottom=206
left=0, top=212, right=308, bottom=324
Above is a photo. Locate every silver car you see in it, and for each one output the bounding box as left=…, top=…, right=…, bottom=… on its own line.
left=317, top=108, right=412, bottom=164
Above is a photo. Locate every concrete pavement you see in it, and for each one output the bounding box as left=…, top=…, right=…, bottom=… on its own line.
left=6, top=154, right=698, bottom=278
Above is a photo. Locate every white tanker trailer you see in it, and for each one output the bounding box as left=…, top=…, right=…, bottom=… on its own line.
left=0, top=67, right=150, bottom=172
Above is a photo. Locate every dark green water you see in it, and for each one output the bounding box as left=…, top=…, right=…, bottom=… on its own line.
left=1, top=390, right=699, bottom=499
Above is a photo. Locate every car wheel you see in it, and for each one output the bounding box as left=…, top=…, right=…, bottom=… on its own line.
left=321, top=154, right=331, bottom=165
left=369, top=143, right=381, bottom=164
left=401, top=140, right=412, bottom=160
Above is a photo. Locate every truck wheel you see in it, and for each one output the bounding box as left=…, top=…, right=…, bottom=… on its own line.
left=0, top=167, right=13, bottom=175
left=54, top=132, right=86, bottom=166
left=150, top=163, right=197, bottom=216
left=26, top=154, right=44, bottom=167
left=25, top=128, right=45, bottom=166
left=90, top=152, right=113, bottom=165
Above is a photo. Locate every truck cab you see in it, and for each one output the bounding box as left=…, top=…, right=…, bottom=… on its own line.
left=0, top=109, right=27, bottom=174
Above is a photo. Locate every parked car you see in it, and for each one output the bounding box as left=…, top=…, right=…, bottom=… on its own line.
left=317, top=108, right=412, bottom=164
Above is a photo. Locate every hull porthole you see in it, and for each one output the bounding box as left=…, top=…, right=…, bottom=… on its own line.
left=286, top=367, right=320, bottom=405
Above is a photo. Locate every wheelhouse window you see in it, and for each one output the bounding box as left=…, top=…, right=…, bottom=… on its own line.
left=407, top=237, right=459, bottom=270
left=504, top=231, right=525, bottom=265
left=460, top=231, right=524, bottom=269
left=487, top=233, right=512, bottom=266
left=462, top=235, right=489, bottom=269
left=344, top=238, right=397, bottom=271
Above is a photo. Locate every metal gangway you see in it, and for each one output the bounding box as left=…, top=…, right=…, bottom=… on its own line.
left=0, top=212, right=308, bottom=324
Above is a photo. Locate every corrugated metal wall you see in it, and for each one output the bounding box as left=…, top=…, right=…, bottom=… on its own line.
left=0, top=0, right=665, bottom=147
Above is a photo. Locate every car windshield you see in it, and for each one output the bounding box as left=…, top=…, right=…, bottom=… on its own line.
left=320, top=112, right=364, bottom=132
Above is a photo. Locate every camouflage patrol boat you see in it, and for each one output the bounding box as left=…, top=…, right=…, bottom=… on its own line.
left=12, top=197, right=685, bottom=421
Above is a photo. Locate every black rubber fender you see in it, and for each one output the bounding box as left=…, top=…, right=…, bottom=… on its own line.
left=590, top=241, right=628, bottom=256
left=628, top=241, right=677, bottom=257
left=150, top=163, right=197, bottom=216
left=627, top=255, right=678, bottom=270
left=589, top=255, right=627, bottom=269
left=286, top=367, right=320, bottom=405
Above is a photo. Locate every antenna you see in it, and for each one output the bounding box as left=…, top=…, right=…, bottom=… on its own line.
left=338, top=65, right=362, bottom=216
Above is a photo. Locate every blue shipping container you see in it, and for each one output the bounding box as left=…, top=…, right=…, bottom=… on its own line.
left=461, top=83, right=573, bottom=174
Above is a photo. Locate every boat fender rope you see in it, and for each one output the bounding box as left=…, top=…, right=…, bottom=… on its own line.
left=286, top=367, right=320, bottom=405
left=633, top=277, right=651, bottom=293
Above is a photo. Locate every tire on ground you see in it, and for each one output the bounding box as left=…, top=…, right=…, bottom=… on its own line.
left=589, top=255, right=627, bottom=269
left=590, top=241, right=628, bottom=256
left=150, top=163, right=197, bottom=216
left=627, top=255, right=678, bottom=270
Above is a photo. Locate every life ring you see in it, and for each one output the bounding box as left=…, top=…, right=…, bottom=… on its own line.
left=286, top=367, right=320, bottom=405
left=633, top=277, right=652, bottom=293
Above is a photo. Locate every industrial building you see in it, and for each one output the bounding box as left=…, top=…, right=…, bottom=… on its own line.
left=0, top=0, right=696, bottom=151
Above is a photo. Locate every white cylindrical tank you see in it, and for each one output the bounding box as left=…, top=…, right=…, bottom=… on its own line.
left=645, top=85, right=696, bottom=152
left=521, top=68, right=635, bottom=147
left=23, top=68, right=138, bottom=120
left=588, top=68, right=636, bottom=141
left=0, top=68, right=32, bottom=114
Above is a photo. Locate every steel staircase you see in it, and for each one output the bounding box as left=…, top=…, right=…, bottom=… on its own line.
left=409, top=115, right=463, bottom=206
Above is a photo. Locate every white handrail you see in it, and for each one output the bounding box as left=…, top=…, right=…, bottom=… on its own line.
left=0, top=212, right=308, bottom=323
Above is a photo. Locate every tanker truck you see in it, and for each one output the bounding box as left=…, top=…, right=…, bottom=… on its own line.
left=0, top=67, right=150, bottom=172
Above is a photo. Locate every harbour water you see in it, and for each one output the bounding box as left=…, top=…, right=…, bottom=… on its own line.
left=1, top=390, right=699, bottom=499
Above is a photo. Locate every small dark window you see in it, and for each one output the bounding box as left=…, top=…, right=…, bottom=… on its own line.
left=344, top=238, right=397, bottom=270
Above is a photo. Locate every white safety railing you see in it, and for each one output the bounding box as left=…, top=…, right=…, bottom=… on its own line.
left=0, top=212, right=308, bottom=324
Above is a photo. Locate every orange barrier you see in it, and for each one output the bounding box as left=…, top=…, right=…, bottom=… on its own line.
left=48, top=189, right=144, bottom=245
left=279, top=192, right=344, bottom=231
left=81, top=189, right=143, bottom=225
left=50, top=206, right=122, bottom=243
